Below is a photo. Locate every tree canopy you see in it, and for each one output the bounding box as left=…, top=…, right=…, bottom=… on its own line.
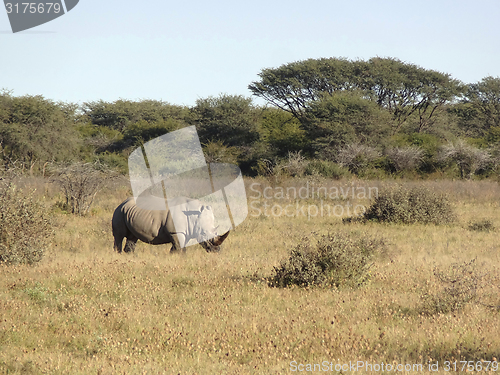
left=249, top=57, right=464, bottom=134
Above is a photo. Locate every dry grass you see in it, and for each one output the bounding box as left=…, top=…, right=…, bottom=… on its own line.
left=1, top=177, right=500, bottom=374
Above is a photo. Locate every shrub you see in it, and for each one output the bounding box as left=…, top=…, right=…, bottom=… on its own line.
left=253, top=158, right=282, bottom=178
left=282, top=151, right=308, bottom=177
left=50, top=161, right=116, bottom=216
left=385, top=146, right=424, bottom=172
left=467, top=219, right=495, bottom=232
left=305, top=160, right=351, bottom=179
left=335, top=143, right=380, bottom=174
left=363, top=186, right=455, bottom=224
left=269, top=232, right=385, bottom=288
left=0, top=181, right=53, bottom=265
left=438, top=140, right=490, bottom=179
left=421, top=259, right=487, bottom=315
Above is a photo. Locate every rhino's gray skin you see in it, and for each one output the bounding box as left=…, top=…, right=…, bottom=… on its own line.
left=112, top=197, right=229, bottom=253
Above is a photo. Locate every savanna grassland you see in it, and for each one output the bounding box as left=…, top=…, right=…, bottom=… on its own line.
left=1, top=177, right=500, bottom=374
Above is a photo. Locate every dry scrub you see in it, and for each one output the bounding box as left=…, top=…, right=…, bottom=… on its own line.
left=270, top=232, right=385, bottom=288
left=363, top=185, right=456, bottom=225
left=0, top=180, right=52, bottom=265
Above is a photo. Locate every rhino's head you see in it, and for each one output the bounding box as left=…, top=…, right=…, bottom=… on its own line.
left=193, top=205, right=230, bottom=252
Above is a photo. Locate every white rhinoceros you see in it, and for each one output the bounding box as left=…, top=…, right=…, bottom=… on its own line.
left=112, top=196, right=229, bottom=253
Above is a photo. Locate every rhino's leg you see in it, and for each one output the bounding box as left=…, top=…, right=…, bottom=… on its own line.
left=123, top=237, right=137, bottom=253
left=112, top=221, right=126, bottom=253
left=170, top=233, right=186, bottom=254
left=113, top=235, right=124, bottom=253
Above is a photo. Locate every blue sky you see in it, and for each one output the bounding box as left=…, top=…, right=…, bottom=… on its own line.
left=1, top=0, right=499, bottom=106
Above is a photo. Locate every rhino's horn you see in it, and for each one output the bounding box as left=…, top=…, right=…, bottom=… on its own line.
left=212, top=231, right=230, bottom=246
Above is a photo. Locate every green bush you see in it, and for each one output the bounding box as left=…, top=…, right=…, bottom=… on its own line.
left=259, top=107, right=307, bottom=156
left=363, top=186, right=455, bottom=224
left=94, top=152, right=128, bottom=174
left=270, top=232, right=384, bottom=288
left=0, top=182, right=53, bottom=265
left=122, top=119, right=183, bottom=145
left=305, top=160, right=351, bottom=179
left=202, top=140, right=240, bottom=164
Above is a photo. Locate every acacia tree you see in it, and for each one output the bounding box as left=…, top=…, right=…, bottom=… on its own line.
left=453, top=76, right=500, bottom=137
left=249, top=58, right=358, bottom=120
left=361, top=58, right=464, bottom=133
left=249, top=57, right=464, bottom=135
left=468, top=77, right=500, bottom=129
